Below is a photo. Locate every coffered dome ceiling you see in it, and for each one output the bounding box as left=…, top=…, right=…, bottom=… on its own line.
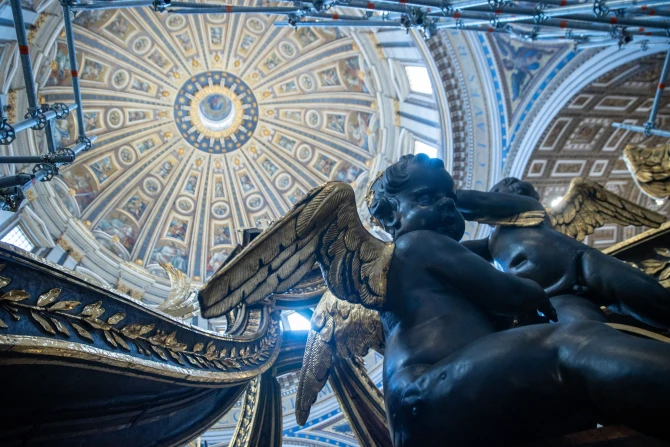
left=38, top=9, right=385, bottom=282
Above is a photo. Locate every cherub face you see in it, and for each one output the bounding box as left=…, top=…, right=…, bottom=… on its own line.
left=392, top=163, right=465, bottom=241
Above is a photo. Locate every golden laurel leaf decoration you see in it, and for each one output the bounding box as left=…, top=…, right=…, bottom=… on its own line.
left=36, top=288, right=62, bottom=307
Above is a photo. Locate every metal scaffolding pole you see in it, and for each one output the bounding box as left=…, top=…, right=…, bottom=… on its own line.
left=8, top=103, right=76, bottom=135
left=61, top=2, right=90, bottom=147
left=70, top=0, right=154, bottom=10
left=612, top=122, right=670, bottom=137
left=645, top=48, right=670, bottom=130
left=276, top=19, right=406, bottom=26
left=168, top=5, right=302, bottom=14
left=0, top=153, right=76, bottom=164
left=9, top=0, right=43, bottom=126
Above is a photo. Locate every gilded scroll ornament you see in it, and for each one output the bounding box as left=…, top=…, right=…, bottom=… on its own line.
left=0, top=262, right=277, bottom=372
left=624, top=143, right=670, bottom=200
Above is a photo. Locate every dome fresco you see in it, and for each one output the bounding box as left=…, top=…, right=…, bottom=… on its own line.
left=38, top=9, right=384, bottom=281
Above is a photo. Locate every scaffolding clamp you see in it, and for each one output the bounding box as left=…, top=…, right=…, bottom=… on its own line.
left=32, top=162, right=58, bottom=182
left=593, top=0, right=609, bottom=18
left=0, top=120, right=15, bottom=146
left=25, top=107, right=47, bottom=131
left=52, top=103, right=71, bottom=119
left=79, top=135, right=93, bottom=152
left=0, top=187, right=25, bottom=212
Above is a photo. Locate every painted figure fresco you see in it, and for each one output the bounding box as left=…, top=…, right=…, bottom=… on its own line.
left=122, top=195, right=148, bottom=221
left=287, top=187, right=306, bottom=205
left=83, top=112, right=99, bottom=132
left=334, top=162, right=363, bottom=183
left=262, top=53, right=282, bottom=71
left=340, top=57, right=369, bottom=93
left=120, top=148, right=133, bottom=163
left=314, top=154, right=336, bottom=177
left=214, top=177, right=226, bottom=198
left=151, top=242, right=188, bottom=273
left=61, top=166, right=100, bottom=209
left=206, top=249, right=229, bottom=279
left=134, top=38, right=149, bottom=53
left=278, top=80, right=298, bottom=94
left=246, top=18, right=264, bottom=32
left=88, top=155, right=118, bottom=185
left=155, top=160, right=174, bottom=180
left=131, top=79, right=151, bottom=93
left=261, top=158, right=279, bottom=177
left=105, top=13, right=136, bottom=41
left=128, top=111, right=149, bottom=123
left=295, top=28, right=318, bottom=47
left=97, top=212, right=137, bottom=250
left=144, top=178, right=159, bottom=194
left=52, top=180, right=78, bottom=216
left=212, top=203, right=228, bottom=217
left=48, top=43, right=70, bottom=86
left=166, top=217, right=188, bottom=242
left=80, top=59, right=106, bottom=82
left=326, top=114, right=346, bottom=134
left=184, top=175, right=198, bottom=194
left=212, top=223, right=232, bottom=245
left=148, top=50, right=170, bottom=69
left=276, top=136, right=296, bottom=152
left=238, top=173, right=255, bottom=193
left=239, top=34, right=256, bottom=53
left=495, top=36, right=555, bottom=102
left=136, top=137, right=156, bottom=154
left=318, top=67, right=340, bottom=87
left=210, top=27, right=223, bottom=45
left=281, top=111, right=302, bottom=122
left=52, top=116, right=74, bottom=147
left=348, top=112, right=371, bottom=149
left=73, top=10, right=107, bottom=27
left=175, top=32, right=194, bottom=52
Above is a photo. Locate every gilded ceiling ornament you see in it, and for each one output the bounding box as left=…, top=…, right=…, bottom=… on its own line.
left=174, top=72, right=258, bottom=153
left=623, top=143, right=670, bottom=200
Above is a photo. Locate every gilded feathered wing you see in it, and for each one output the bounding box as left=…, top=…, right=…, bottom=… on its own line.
left=548, top=177, right=666, bottom=242
left=198, top=181, right=394, bottom=318
left=296, top=291, right=384, bottom=425
left=623, top=143, right=670, bottom=200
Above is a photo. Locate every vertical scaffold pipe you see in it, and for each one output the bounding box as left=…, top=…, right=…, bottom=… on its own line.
left=9, top=0, right=40, bottom=113
left=61, top=2, right=88, bottom=143
left=646, top=48, right=670, bottom=132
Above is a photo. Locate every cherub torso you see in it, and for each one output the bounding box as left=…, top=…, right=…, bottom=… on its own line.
left=381, top=234, right=495, bottom=383
left=489, top=222, right=592, bottom=295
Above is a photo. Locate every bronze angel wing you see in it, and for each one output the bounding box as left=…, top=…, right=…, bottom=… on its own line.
left=547, top=177, right=666, bottom=242
left=296, top=291, right=384, bottom=425
left=198, top=182, right=394, bottom=318
left=623, top=143, right=670, bottom=200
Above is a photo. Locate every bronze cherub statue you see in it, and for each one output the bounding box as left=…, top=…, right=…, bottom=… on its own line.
left=460, top=176, right=670, bottom=328
left=199, top=154, right=670, bottom=446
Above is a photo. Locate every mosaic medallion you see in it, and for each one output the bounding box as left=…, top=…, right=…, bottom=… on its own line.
left=174, top=71, right=258, bottom=153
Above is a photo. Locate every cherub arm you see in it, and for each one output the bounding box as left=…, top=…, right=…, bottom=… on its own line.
left=461, top=238, right=493, bottom=263
left=456, top=190, right=545, bottom=225
left=401, top=231, right=556, bottom=319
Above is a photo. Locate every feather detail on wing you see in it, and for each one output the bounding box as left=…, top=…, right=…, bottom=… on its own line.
left=198, top=182, right=394, bottom=318
left=547, top=177, right=666, bottom=242
left=156, top=262, right=199, bottom=319
left=295, top=291, right=384, bottom=426
left=474, top=210, right=546, bottom=227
